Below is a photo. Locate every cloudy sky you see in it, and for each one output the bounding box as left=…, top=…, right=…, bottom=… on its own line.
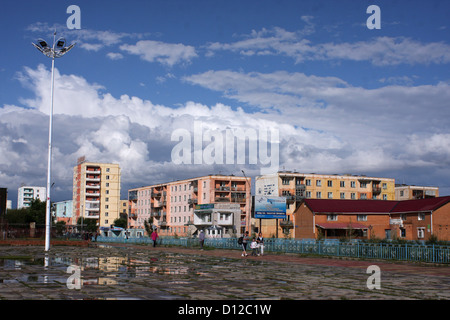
left=1, top=0, right=449, bottom=207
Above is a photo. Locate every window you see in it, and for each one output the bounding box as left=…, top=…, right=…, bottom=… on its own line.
left=400, top=190, right=404, bottom=197
left=306, top=191, right=311, bottom=198
left=351, top=193, right=356, bottom=199
left=351, top=181, right=356, bottom=188
left=327, top=180, right=333, bottom=187
left=357, top=215, right=367, bottom=221
left=382, top=194, right=387, bottom=200
left=418, top=213, right=425, bottom=221
left=106, top=175, right=110, bottom=180
left=400, top=228, right=406, bottom=238
left=327, top=192, right=333, bottom=199
left=306, top=179, right=311, bottom=186
left=400, top=214, right=407, bottom=220
left=327, top=214, right=338, bottom=221
left=316, top=180, right=322, bottom=187
left=360, top=182, right=367, bottom=188
left=360, top=193, right=367, bottom=199
left=282, top=178, right=290, bottom=185
left=340, top=192, right=345, bottom=199
left=316, top=191, right=322, bottom=199
left=340, top=181, right=345, bottom=188
left=417, top=227, right=425, bottom=239
left=382, top=183, right=387, bottom=189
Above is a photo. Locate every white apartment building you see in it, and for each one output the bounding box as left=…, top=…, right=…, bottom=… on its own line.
left=17, top=186, right=47, bottom=209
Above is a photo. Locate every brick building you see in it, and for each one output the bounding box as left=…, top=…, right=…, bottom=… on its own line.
left=293, top=196, right=450, bottom=241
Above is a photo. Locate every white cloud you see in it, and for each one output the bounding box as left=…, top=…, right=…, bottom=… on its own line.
left=106, top=52, right=124, bottom=60
left=2, top=65, right=450, bottom=204
left=120, top=40, right=198, bottom=66
left=207, top=26, right=450, bottom=66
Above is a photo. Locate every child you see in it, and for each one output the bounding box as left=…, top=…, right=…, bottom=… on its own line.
left=250, top=237, right=260, bottom=256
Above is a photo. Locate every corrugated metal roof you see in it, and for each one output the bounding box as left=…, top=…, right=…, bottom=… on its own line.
left=302, top=196, right=450, bottom=214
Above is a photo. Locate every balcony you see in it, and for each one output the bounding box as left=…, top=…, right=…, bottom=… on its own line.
left=296, top=184, right=306, bottom=191
left=215, top=197, right=230, bottom=202
left=372, top=186, right=382, bottom=194
left=216, top=186, right=230, bottom=192
left=188, top=198, right=198, bottom=205
left=86, top=184, right=100, bottom=190
left=85, top=177, right=101, bottom=182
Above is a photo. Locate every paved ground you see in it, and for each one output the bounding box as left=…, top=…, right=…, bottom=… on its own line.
left=0, top=242, right=449, bottom=300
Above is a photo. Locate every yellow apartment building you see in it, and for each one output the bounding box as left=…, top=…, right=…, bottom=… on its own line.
left=255, top=171, right=395, bottom=238
left=73, top=158, right=121, bottom=229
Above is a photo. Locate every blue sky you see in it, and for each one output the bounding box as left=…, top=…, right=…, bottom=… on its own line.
left=1, top=0, right=449, bottom=206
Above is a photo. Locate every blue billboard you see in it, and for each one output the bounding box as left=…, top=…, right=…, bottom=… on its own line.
left=254, top=196, right=287, bottom=219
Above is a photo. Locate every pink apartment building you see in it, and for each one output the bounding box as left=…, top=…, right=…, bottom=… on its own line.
left=128, top=175, right=251, bottom=237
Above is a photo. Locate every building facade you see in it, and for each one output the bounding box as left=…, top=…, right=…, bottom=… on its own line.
left=17, top=186, right=46, bottom=209
left=293, top=196, right=450, bottom=241
left=53, top=200, right=74, bottom=225
left=72, top=159, right=121, bottom=229
left=128, top=174, right=251, bottom=237
left=395, top=184, right=439, bottom=200
left=255, top=171, right=395, bottom=238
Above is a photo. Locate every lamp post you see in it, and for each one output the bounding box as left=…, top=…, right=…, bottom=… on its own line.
left=32, top=31, right=75, bottom=252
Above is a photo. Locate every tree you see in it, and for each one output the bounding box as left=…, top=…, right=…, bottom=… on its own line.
left=144, top=218, right=154, bottom=236
left=113, top=217, right=127, bottom=229
left=77, top=217, right=97, bottom=233
left=4, top=199, right=48, bottom=226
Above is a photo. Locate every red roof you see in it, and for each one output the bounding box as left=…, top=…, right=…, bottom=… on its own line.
left=302, top=196, right=450, bottom=214
left=303, top=198, right=398, bottom=214
left=391, top=196, right=450, bottom=213
left=316, top=223, right=369, bottom=230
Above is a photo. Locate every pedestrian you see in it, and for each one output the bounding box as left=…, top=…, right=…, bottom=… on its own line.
left=199, top=230, right=205, bottom=250
left=241, top=231, right=249, bottom=257
left=250, top=237, right=259, bottom=256
left=257, top=232, right=265, bottom=256
left=151, top=229, right=159, bottom=247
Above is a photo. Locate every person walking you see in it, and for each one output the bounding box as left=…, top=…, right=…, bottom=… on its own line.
left=241, top=231, right=249, bottom=257
left=199, top=230, right=205, bottom=250
left=151, top=229, right=159, bottom=247
left=257, top=232, right=265, bottom=256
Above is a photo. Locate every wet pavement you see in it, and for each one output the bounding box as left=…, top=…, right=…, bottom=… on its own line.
left=0, top=243, right=449, bottom=300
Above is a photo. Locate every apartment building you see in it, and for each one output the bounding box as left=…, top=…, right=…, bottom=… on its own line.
left=72, top=158, right=121, bottom=229
left=395, top=184, right=439, bottom=200
left=128, top=174, right=251, bottom=237
left=255, top=171, right=395, bottom=238
left=17, top=186, right=46, bottom=209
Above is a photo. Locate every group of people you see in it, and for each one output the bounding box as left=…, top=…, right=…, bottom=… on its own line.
left=241, top=231, right=265, bottom=257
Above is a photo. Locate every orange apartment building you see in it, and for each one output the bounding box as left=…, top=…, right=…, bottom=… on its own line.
left=128, top=174, right=251, bottom=237
left=255, top=171, right=395, bottom=238
left=73, top=158, right=121, bottom=229
left=293, top=196, right=450, bottom=241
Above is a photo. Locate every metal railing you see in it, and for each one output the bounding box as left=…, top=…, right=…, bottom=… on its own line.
left=96, top=236, right=450, bottom=264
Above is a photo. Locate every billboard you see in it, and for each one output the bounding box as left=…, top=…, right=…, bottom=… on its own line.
left=254, top=196, right=286, bottom=219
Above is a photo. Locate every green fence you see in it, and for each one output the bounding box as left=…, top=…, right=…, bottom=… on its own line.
left=97, top=236, right=450, bottom=264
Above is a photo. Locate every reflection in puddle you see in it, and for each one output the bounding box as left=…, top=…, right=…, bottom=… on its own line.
left=0, top=249, right=212, bottom=287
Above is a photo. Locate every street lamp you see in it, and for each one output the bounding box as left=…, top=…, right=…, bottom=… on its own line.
left=32, top=31, right=75, bottom=252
